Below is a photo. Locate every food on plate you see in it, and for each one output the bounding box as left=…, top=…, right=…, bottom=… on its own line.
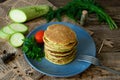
left=44, top=24, right=77, bottom=52
left=22, top=36, right=44, bottom=61
left=35, top=30, right=44, bottom=43
left=9, top=5, right=49, bottom=23
left=43, top=24, right=78, bottom=65
left=45, top=49, right=76, bottom=65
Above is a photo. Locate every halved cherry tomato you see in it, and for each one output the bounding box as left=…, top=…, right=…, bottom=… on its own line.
left=35, top=30, right=44, bottom=43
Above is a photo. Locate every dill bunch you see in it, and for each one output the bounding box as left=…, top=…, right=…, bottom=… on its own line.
left=45, top=0, right=118, bottom=29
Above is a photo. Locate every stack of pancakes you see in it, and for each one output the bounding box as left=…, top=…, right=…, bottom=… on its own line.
left=43, top=24, right=77, bottom=65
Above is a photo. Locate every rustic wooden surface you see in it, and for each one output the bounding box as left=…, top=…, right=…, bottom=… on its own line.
left=0, top=0, right=120, bottom=80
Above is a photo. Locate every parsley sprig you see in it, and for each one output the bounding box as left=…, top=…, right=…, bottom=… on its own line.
left=22, top=36, right=44, bottom=61
left=45, top=0, right=118, bottom=29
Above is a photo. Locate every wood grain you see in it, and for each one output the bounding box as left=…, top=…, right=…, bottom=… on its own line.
left=0, top=0, right=120, bottom=80
left=44, top=0, right=120, bottom=79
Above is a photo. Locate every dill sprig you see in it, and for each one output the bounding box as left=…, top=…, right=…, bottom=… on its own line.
left=45, top=0, right=118, bottom=29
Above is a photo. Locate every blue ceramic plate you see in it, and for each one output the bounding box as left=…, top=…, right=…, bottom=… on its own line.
left=23, top=22, right=96, bottom=77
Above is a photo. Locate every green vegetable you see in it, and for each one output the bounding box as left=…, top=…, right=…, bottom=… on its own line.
left=0, top=30, right=10, bottom=40
left=2, top=26, right=15, bottom=35
left=9, top=23, right=28, bottom=34
left=22, top=36, right=44, bottom=61
left=0, top=23, right=28, bottom=47
left=45, top=0, right=118, bottom=29
left=10, top=33, right=25, bottom=47
left=9, top=5, right=49, bottom=23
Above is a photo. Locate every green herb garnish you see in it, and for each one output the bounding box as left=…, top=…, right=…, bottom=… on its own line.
left=22, top=36, right=44, bottom=61
left=45, top=0, right=118, bottom=29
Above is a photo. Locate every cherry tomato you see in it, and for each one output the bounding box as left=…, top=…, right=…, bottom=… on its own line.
left=35, top=30, right=44, bottom=43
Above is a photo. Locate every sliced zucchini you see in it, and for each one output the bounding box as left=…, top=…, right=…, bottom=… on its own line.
left=9, top=23, right=28, bottom=33
left=0, top=30, right=10, bottom=40
left=2, top=26, right=15, bottom=35
left=10, top=33, right=25, bottom=47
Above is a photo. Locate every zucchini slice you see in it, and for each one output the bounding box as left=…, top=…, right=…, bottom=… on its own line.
left=9, top=23, right=28, bottom=33
left=10, top=33, right=25, bottom=47
left=0, top=30, right=10, bottom=40
left=2, top=26, right=15, bottom=35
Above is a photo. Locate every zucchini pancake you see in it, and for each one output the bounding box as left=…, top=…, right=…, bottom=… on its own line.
left=43, top=24, right=78, bottom=65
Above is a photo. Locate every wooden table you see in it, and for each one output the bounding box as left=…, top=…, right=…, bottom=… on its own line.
left=46, top=0, right=120, bottom=80
left=0, top=0, right=120, bottom=80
